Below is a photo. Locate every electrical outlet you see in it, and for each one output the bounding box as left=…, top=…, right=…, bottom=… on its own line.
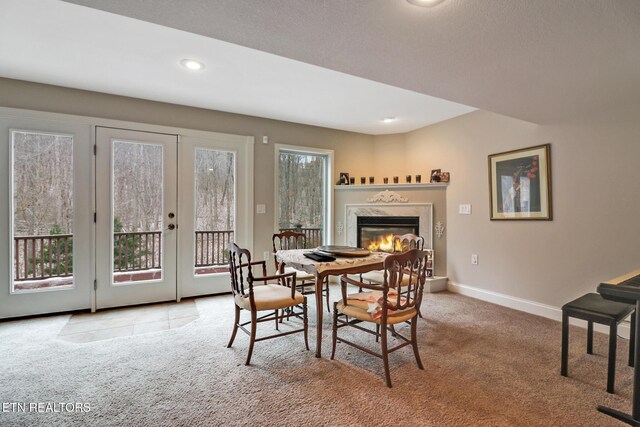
left=471, top=254, right=478, bottom=265
left=263, top=251, right=271, bottom=261
left=256, top=204, right=266, bottom=214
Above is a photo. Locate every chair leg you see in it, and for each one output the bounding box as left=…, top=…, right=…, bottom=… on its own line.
left=411, top=316, right=424, bottom=370
left=303, top=298, right=309, bottom=351
left=587, top=321, right=594, bottom=354
left=561, top=311, right=569, bottom=377
left=630, top=312, right=636, bottom=368
left=275, top=309, right=279, bottom=331
left=227, top=305, right=241, bottom=348
left=331, top=302, right=338, bottom=359
left=607, top=322, right=617, bottom=393
left=380, top=321, right=392, bottom=388
left=325, top=278, right=331, bottom=313
left=246, top=310, right=257, bottom=366
left=376, top=324, right=380, bottom=343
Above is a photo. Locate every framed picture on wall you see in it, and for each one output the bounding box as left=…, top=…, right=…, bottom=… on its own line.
left=488, top=144, right=552, bottom=220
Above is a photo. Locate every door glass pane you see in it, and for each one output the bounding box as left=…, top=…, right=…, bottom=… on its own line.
left=112, top=140, right=163, bottom=283
left=12, top=130, right=74, bottom=292
left=194, top=148, right=235, bottom=275
left=278, top=151, right=325, bottom=247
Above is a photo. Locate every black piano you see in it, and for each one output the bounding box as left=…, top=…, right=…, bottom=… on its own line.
left=598, top=269, right=640, bottom=426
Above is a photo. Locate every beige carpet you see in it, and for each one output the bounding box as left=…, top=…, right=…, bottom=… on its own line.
left=0, top=290, right=633, bottom=426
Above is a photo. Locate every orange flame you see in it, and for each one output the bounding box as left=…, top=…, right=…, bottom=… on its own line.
left=367, top=234, right=403, bottom=252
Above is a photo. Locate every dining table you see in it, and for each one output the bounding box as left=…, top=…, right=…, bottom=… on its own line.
left=275, top=248, right=389, bottom=357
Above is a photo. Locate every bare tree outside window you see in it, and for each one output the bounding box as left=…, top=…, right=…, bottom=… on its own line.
left=278, top=151, right=325, bottom=247
left=194, top=149, right=235, bottom=273
left=12, top=131, right=74, bottom=291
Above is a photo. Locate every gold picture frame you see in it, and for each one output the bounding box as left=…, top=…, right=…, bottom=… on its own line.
left=488, top=144, right=552, bottom=220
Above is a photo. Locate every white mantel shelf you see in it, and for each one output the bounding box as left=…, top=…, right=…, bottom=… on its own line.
left=334, top=183, right=448, bottom=191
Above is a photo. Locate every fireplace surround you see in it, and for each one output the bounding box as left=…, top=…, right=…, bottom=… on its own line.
left=345, top=203, right=433, bottom=249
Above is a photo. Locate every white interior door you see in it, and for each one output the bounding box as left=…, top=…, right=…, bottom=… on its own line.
left=95, top=127, right=178, bottom=309
left=0, top=115, right=92, bottom=319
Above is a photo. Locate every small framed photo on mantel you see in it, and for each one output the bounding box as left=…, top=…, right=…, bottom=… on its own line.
left=488, top=144, right=552, bottom=220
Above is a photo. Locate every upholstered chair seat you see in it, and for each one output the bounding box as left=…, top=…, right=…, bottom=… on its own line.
left=234, top=284, right=305, bottom=311
left=336, top=293, right=417, bottom=324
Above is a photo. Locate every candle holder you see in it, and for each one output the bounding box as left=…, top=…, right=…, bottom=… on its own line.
left=349, top=177, right=355, bottom=185
left=406, top=175, right=412, bottom=183
left=360, top=177, right=366, bottom=184
left=393, top=176, right=399, bottom=184
left=369, top=177, right=375, bottom=184
left=383, top=177, right=389, bottom=184
left=416, top=174, right=422, bottom=183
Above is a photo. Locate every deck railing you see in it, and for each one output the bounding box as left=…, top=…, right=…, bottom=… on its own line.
left=194, top=230, right=234, bottom=267
left=279, top=227, right=323, bottom=248
left=14, top=234, right=73, bottom=281
left=113, top=231, right=162, bottom=272
left=14, top=230, right=235, bottom=281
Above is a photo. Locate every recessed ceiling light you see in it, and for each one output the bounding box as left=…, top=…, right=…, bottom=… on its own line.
left=382, top=117, right=396, bottom=123
left=180, top=59, right=205, bottom=71
left=407, top=0, right=446, bottom=7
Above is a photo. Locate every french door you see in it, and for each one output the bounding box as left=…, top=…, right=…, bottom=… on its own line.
left=1, top=109, right=253, bottom=318
left=95, top=127, right=178, bottom=309
left=95, top=128, right=253, bottom=308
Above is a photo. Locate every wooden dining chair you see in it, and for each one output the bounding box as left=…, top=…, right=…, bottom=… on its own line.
left=331, top=249, right=428, bottom=387
left=272, top=231, right=330, bottom=312
left=227, top=242, right=309, bottom=365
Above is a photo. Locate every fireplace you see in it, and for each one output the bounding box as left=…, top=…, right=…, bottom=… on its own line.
left=345, top=203, right=432, bottom=250
left=357, top=216, right=419, bottom=251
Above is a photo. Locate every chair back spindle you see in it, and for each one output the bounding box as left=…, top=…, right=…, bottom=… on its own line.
left=383, top=249, right=428, bottom=314
left=272, top=231, right=307, bottom=271
left=393, top=233, right=425, bottom=253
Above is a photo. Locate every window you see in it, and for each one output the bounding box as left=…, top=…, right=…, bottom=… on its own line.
left=276, top=145, right=333, bottom=247
left=11, top=130, right=74, bottom=292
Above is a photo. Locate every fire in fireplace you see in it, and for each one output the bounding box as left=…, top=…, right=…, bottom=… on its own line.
left=357, top=216, right=419, bottom=252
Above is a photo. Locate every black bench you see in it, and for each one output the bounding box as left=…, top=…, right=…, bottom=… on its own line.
left=561, top=293, right=635, bottom=393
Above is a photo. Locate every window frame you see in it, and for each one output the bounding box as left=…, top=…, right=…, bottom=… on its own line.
left=274, top=144, right=334, bottom=245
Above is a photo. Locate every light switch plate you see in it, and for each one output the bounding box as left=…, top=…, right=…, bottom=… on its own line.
left=256, top=204, right=266, bottom=214
left=459, top=204, right=472, bottom=215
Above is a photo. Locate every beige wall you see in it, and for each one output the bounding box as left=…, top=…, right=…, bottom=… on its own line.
left=398, top=106, right=640, bottom=308
left=0, top=78, right=376, bottom=260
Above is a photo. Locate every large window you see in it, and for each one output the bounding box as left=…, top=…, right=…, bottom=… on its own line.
left=276, top=145, right=333, bottom=247
left=11, top=130, right=74, bottom=292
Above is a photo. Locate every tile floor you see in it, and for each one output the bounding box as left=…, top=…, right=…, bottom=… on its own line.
left=57, top=299, right=199, bottom=343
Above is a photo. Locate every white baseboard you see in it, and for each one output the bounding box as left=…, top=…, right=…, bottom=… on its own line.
left=447, top=280, right=631, bottom=339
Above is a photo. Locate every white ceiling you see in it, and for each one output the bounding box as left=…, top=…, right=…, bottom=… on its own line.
left=0, top=0, right=475, bottom=135
left=2, top=1, right=639, bottom=134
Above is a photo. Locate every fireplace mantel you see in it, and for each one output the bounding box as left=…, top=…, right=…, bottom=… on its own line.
left=335, top=183, right=448, bottom=191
